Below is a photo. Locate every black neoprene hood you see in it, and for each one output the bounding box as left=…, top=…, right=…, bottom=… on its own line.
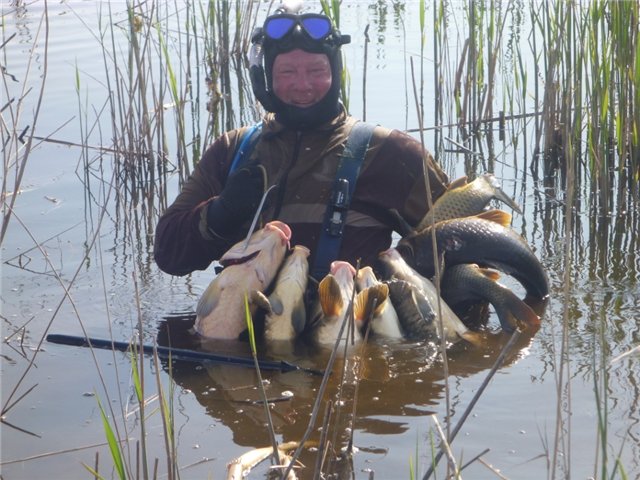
left=249, top=10, right=350, bottom=130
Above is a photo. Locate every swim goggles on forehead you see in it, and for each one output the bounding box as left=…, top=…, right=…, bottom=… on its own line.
left=263, top=13, right=334, bottom=41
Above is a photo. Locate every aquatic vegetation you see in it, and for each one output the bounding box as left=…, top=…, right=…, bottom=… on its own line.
left=1, top=1, right=637, bottom=479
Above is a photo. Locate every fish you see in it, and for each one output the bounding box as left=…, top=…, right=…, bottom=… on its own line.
left=417, top=173, right=522, bottom=229
left=377, top=248, right=480, bottom=345
left=385, top=278, right=438, bottom=341
left=308, top=261, right=388, bottom=346
left=355, top=266, right=403, bottom=338
left=194, top=221, right=291, bottom=339
left=264, top=245, right=310, bottom=342
left=397, top=210, right=550, bottom=300
left=440, top=263, right=541, bottom=332
left=226, top=441, right=299, bottom=480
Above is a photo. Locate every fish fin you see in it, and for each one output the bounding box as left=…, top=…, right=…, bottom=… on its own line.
left=476, top=209, right=512, bottom=226
left=268, top=295, right=284, bottom=316
left=448, top=175, right=469, bottom=190
left=476, top=266, right=501, bottom=281
left=319, top=274, right=343, bottom=317
left=494, top=296, right=541, bottom=332
left=195, top=281, right=220, bottom=318
left=250, top=290, right=272, bottom=313
left=291, top=301, right=307, bottom=334
left=414, top=288, right=436, bottom=322
left=460, top=330, right=485, bottom=347
left=354, top=284, right=389, bottom=323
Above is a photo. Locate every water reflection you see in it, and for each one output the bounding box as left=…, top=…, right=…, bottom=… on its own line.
left=156, top=312, right=538, bottom=474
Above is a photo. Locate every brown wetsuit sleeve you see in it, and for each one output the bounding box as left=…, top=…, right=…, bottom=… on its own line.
left=153, top=131, right=241, bottom=276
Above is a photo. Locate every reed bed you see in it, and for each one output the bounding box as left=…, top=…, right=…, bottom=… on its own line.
left=2, top=1, right=638, bottom=479
left=74, top=0, right=640, bottom=235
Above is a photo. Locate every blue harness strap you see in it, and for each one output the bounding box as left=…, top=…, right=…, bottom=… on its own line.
left=229, top=122, right=262, bottom=174
left=310, top=121, right=375, bottom=280
left=228, top=120, right=375, bottom=280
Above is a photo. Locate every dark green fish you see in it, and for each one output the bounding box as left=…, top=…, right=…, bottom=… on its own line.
left=397, top=210, right=549, bottom=300
left=385, top=278, right=438, bottom=341
left=417, top=173, right=522, bottom=229
left=441, top=263, right=541, bottom=332
left=377, top=248, right=482, bottom=345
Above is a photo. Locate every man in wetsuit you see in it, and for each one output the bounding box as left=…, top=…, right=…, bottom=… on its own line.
left=154, top=5, right=448, bottom=280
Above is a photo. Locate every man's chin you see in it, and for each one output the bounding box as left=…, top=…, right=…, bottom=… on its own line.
left=289, top=101, right=316, bottom=108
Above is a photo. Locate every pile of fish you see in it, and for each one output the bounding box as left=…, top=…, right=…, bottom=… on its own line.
left=195, top=174, right=548, bottom=346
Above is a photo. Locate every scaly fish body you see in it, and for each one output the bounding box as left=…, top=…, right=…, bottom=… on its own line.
left=418, top=173, right=522, bottom=229
left=355, top=266, right=403, bottom=338
left=377, top=248, right=478, bottom=344
left=264, top=245, right=310, bottom=342
left=385, top=278, right=438, bottom=341
left=398, top=210, right=549, bottom=300
left=195, top=221, right=292, bottom=339
left=441, top=263, right=541, bottom=332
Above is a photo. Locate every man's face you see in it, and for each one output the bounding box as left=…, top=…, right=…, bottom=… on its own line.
left=272, top=49, right=332, bottom=108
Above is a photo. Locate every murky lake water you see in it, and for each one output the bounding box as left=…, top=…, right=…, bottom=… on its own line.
left=2, top=1, right=639, bottom=479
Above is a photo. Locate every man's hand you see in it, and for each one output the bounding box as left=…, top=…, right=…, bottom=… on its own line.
left=206, top=165, right=267, bottom=238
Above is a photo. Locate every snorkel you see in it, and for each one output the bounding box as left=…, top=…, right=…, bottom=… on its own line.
left=249, top=5, right=350, bottom=130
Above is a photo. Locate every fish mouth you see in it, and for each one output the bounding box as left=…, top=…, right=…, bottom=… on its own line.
left=220, top=249, right=261, bottom=267
left=266, top=221, right=292, bottom=247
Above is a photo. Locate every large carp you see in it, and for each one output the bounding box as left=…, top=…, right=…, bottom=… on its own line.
left=377, top=248, right=480, bottom=345
left=264, top=245, right=310, bottom=342
left=441, top=263, right=541, bottom=332
left=417, top=173, right=522, bottom=229
left=397, top=210, right=549, bottom=300
left=195, top=221, right=291, bottom=339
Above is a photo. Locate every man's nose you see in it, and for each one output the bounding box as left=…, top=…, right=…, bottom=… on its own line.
left=293, top=72, right=312, bottom=89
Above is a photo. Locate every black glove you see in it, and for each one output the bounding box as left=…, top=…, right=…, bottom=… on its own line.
left=206, top=164, right=266, bottom=239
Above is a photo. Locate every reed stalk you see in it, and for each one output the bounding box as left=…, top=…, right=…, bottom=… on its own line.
left=0, top=3, right=49, bottom=246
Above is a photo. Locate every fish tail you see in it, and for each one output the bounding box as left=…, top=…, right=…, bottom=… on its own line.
left=483, top=174, right=523, bottom=214
left=493, top=187, right=523, bottom=214
left=490, top=289, right=541, bottom=332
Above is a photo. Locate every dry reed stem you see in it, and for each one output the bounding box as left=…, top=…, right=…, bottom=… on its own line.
left=1, top=3, right=49, bottom=246
left=423, top=330, right=522, bottom=479
left=430, top=415, right=460, bottom=478
left=0, top=440, right=126, bottom=466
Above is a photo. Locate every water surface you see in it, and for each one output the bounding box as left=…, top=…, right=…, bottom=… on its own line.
left=2, top=2, right=638, bottom=479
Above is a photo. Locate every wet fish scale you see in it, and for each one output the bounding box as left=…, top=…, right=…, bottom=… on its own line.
left=386, top=279, right=438, bottom=341
left=398, top=212, right=549, bottom=299
left=418, top=173, right=521, bottom=229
